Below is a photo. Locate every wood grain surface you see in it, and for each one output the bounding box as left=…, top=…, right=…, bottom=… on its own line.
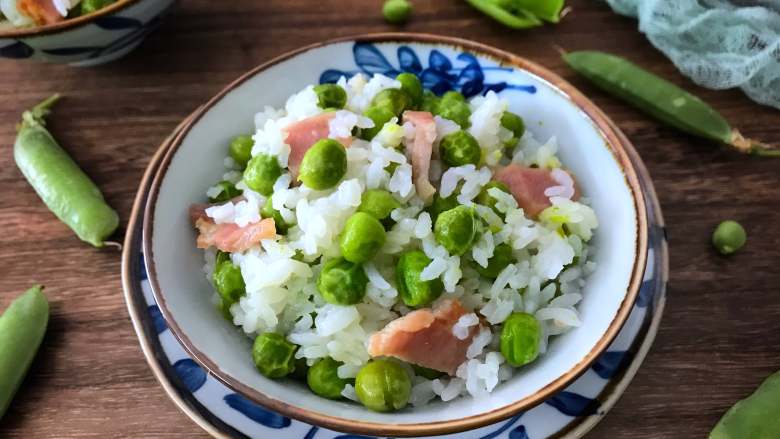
left=1, top=1, right=778, bottom=437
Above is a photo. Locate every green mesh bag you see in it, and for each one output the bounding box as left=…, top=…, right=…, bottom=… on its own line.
left=605, top=0, right=780, bottom=109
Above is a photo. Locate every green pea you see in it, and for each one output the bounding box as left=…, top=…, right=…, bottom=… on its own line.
left=421, top=90, right=441, bottom=114
left=313, top=84, right=347, bottom=109
left=436, top=91, right=471, bottom=128
left=229, top=135, right=253, bottom=168
left=218, top=298, right=233, bottom=322
left=712, top=220, right=746, bottom=255
left=500, top=111, right=525, bottom=151
left=439, top=130, right=481, bottom=167
left=412, top=364, right=445, bottom=380
left=290, top=357, right=309, bottom=381
left=370, top=88, right=412, bottom=117
left=360, top=106, right=396, bottom=140
left=13, top=95, right=119, bottom=248
left=298, top=139, right=347, bottom=190
left=476, top=181, right=511, bottom=216
left=244, top=153, right=282, bottom=196
left=500, top=313, right=541, bottom=367
left=213, top=252, right=246, bottom=305
left=396, top=73, right=422, bottom=108
left=355, top=360, right=411, bottom=412
left=0, top=285, right=48, bottom=419
left=396, top=250, right=444, bottom=308
left=474, top=243, right=514, bottom=279
left=358, top=189, right=401, bottom=221
left=382, top=0, right=412, bottom=24
left=434, top=205, right=479, bottom=256
left=208, top=180, right=242, bottom=203
left=307, top=357, right=350, bottom=400
left=252, top=333, right=297, bottom=378
left=710, top=370, right=780, bottom=439
left=563, top=51, right=778, bottom=157
left=340, top=212, right=386, bottom=263
left=261, top=197, right=290, bottom=234
left=441, top=90, right=466, bottom=104
left=427, top=192, right=458, bottom=223
left=80, top=0, right=116, bottom=15
left=317, top=257, right=369, bottom=305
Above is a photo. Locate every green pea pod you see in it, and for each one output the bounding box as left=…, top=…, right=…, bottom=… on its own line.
left=710, top=371, right=780, bottom=438
left=495, top=0, right=565, bottom=23
left=14, top=95, right=120, bottom=247
left=563, top=51, right=778, bottom=157
left=465, top=0, right=542, bottom=29
left=0, top=285, right=49, bottom=419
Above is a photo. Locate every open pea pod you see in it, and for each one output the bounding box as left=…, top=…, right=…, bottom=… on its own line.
left=465, top=0, right=543, bottom=29
left=563, top=51, right=778, bottom=157
left=710, top=370, right=780, bottom=438
left=495, top=0, right=565, bottom=23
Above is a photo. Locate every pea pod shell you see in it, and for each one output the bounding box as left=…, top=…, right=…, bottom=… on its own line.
left=14, top=96, right=119, bottom=247
left=563, top=51, right=736, bottom=143
left=465, top=0, right=542, bottom=29
left=505, top=0, right=564, bottom=22
left=0, top=285, right=49, bottom=419
left=710, top=371, right=780, bottom=438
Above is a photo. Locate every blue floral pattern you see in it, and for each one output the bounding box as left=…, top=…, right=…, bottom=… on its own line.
left=320, top=43, right=537, bottom=98
left=172, top=359, right=208, bottom=393
left=224, top=393, right=292, bottom=429
left=545, top=391, right=599, bottom=417
left=592, top=350, right=633, bottom=380
left=0, top=41, right=34, bottom=59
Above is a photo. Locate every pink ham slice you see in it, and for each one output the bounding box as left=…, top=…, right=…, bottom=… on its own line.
left=19, top=0, right=63, bottom=25
left=283, top=113, right=351, bottom=177
left=190, top=204, right=276, bottom=253
left=368, top=299, right=479, bottom=375
left=494, top=164, right=580, bottom=218
left=402, top=111, right=437, bottom=203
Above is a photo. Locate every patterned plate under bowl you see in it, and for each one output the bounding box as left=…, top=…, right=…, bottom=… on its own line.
left=121, top=109, right=667, bottom=438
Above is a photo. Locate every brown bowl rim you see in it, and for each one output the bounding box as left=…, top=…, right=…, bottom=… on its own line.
left=0, top=0, right=141, bottom=38
left=142, top=32, right=648, bottom=437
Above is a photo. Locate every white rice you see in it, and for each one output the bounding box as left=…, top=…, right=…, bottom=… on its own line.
left=452, top=313, right=479, bottom=340
left=198, top=73, right=600, bottom=406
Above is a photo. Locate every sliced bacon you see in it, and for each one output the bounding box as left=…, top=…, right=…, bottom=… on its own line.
left=402, top=111, right=437, bottom=203
left=18, top=0, right=63, bottom=25
left=193, top=217, right=276, bottom=253
left=368, top=299, right=479, bottom=375
left=494, top=164, right=580, bottom=218
left=283, top=113, right=351, bottom=177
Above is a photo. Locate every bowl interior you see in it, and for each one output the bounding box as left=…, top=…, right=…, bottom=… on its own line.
left=146, top=37, right=642, bottom=432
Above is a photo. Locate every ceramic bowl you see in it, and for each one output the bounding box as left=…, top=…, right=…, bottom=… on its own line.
left=0, top=0, right=175, bottom=65
left=143, top=33, right=648, bottom=437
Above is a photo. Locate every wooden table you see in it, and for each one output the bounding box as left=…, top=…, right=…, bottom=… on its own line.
left=1, top=1, right=778, bottom=437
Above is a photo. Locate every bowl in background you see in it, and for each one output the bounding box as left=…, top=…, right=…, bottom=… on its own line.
left=143, top=33, right=648, bottom=436
left=0, top=0, right=175, bottom=65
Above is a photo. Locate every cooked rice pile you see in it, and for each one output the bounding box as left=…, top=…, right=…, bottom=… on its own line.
left=200, top=73, right=598, bottom=405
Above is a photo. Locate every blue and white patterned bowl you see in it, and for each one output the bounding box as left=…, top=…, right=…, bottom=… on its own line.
left=142, top=34, right=649, bottom=437
left=0, top=0, right=175, bottom=65
left=121, top=113, right=668, bottom=439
